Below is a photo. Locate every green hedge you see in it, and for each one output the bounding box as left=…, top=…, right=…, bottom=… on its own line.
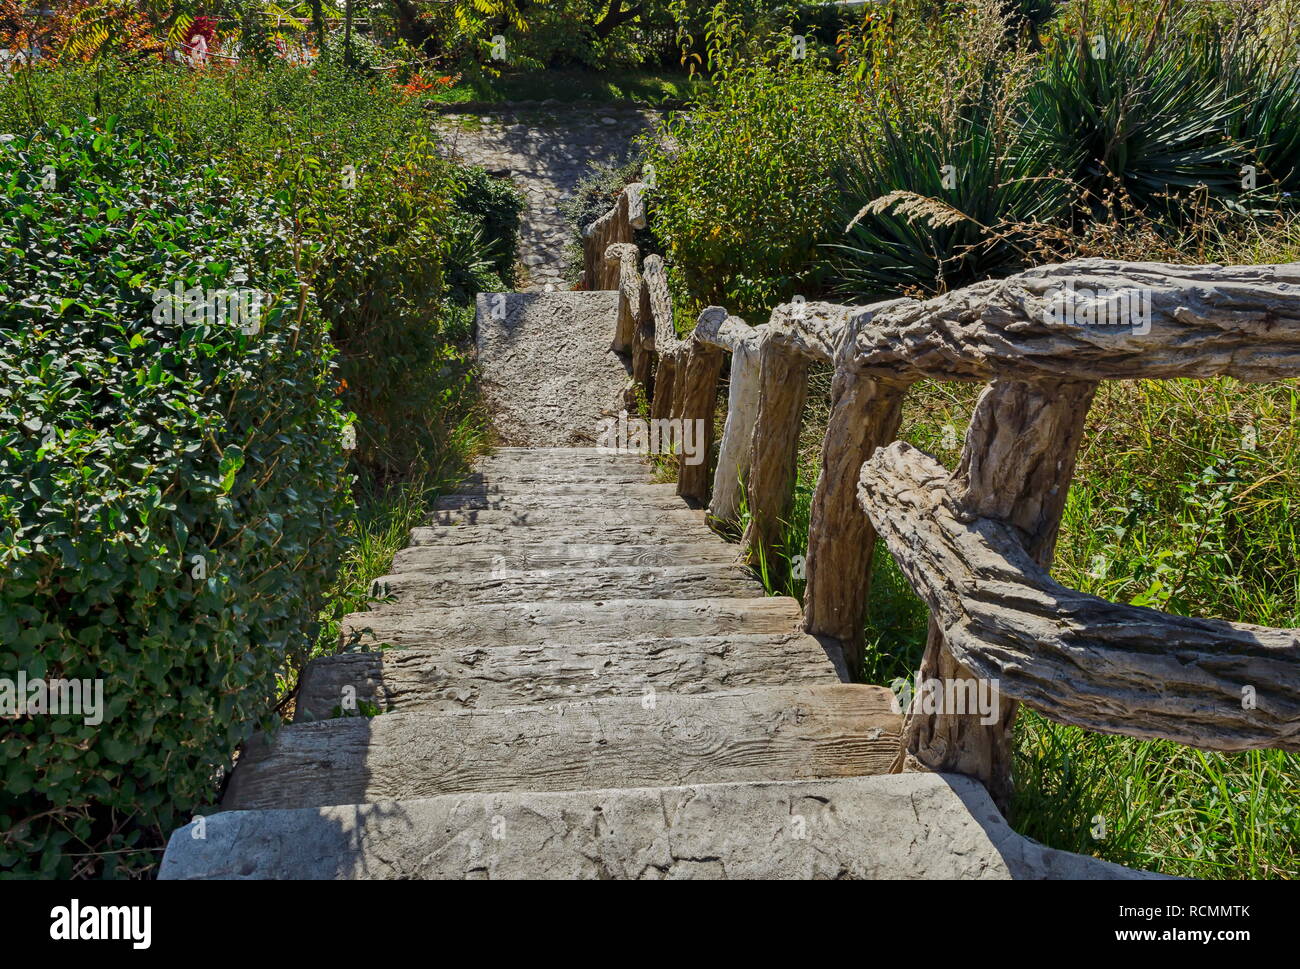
left=0, top=120, right=352, bottom=878
left=0, top=60, right=519, bottom=481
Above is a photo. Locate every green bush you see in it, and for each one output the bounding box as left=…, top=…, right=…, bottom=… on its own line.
left=1024, top=22, right=1244, bottom=219
left=448, top=165, right=525, bottom=293
left=832, top=112, right=1074, bottom=297
left=0, top=119, right=352, bottom=878
left=0, top=59, right=511, bottom=479
left=645, top=18, right=854, bottom=319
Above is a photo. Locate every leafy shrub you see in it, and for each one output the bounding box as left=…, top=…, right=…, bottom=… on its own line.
left=0, top=59, right=509, bottom=479
left=0, top=119, right=352, bottom=878
left=832, top=113, right=1074, bottom=297
left=645, top=13, right=854, bottom=319
left=448, top=165, right=525, bottom=292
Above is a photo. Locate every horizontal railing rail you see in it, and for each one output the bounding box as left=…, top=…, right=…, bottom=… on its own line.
left=584, top=183, right=1300, bottom=808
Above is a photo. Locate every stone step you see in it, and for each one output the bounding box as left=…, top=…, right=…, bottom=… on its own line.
left=390, top=542, right=739, bottom=574
left=432, top=488, right=687, bottom=512
left=367, top=564, right=764, bottom=609
left=474, top=448, right=649, bottom=466
left=295, top=631, right=844, bottom=721
left=408, top=522, right=723, bottom=547
left=422, top=507, right=708, bottom=529
left=456, top=470, right=662, bottom=490
left=444, top=481, right=676, bottom=499
left=338, top=596, right=804, bottom=652
left=161, top=773, right=1165, bottom=880
left=484, top=446, right=637, bottom=455
left=225, top=685, right=901, bottom=811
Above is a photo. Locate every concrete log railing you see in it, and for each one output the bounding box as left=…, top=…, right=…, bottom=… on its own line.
left=581, top=182, right=647, bottom=292
left=585, top=184, right=1300, bottom=807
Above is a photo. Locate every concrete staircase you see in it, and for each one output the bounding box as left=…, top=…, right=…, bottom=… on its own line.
left=160, top=448, right=1161, bottom=879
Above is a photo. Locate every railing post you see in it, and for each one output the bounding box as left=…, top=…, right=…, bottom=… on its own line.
left=802, top=300, right=916, bottom=677
left=651, top=351, right=678, bottom=422
left=632, top=276, right=656, bottom=405
left=606, top=242, right=640, bottom=355
left=708, top=331, right=763, bottom=523
left=738, top=334, right=809, bottom=572
left=674, top=334, right=724, bottom=504
left=801, top=372, right=911, bottom=676
left=892, top=377, right=1098, bottom=809
left=643, top=254, right=682, bottom=424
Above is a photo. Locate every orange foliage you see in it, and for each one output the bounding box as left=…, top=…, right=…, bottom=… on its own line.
left=1, top=1, right=165, bottom=63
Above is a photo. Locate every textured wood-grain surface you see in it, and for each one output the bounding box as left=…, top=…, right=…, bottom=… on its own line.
left=407, top=522, right=717, bottom=546
left=367, top=564, right=765, bottom=608
left=849, top=260, right=1300, bottom=382
left=295, top=631, right=843, bottom=722
left=390, top=541, right=739, bottom=574
left=228, top=685, right=900, bottom=810
left=739, top=335, right=810, bottom=568
left=339, top=596, right=805, bottom=651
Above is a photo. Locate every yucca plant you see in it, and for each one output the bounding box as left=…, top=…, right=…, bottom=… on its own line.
left=1023, top=23, right=1245, bottom=221
left=1223, top=46, right=1300, bottom=202
left=829, top=109, right=1075, bottom=297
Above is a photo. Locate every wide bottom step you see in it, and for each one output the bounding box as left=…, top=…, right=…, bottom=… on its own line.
left=161, top=773, right=1166, bottom=880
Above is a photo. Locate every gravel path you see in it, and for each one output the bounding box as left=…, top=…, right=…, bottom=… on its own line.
left=434, top=104, right=661, bottom=291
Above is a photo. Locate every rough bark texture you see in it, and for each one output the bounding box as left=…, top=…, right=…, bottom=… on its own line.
left=624, top=181, right=648, bottom=229
left=710, top=337, right=763, bottom=522
left=693, top=308, right=763, bottom=522
left=227, top=685, right=901, bottom=810
left=764, top=300, right=854, bottom=363
left=675, top=337, right=725, bottom=503
left=581, top=189, right=634, bottom=290
left=861, top=439, right=1300, bottom=752
left=800, top=298, right=919, bottom=674
left=739, top=335, right=810, bottom=569
left=881, top=378, right=1098, bottom=809
left=295, top=631, right=844, bottom=722
left=607, top=242, right=641, bottom=354
left=650, top=350, right=678, bottom=423
left=849, top=260, right=1300, bottom=382
left=632, top=273, right=656, bottom=403
left=801, top=374, right=910, bottom=674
